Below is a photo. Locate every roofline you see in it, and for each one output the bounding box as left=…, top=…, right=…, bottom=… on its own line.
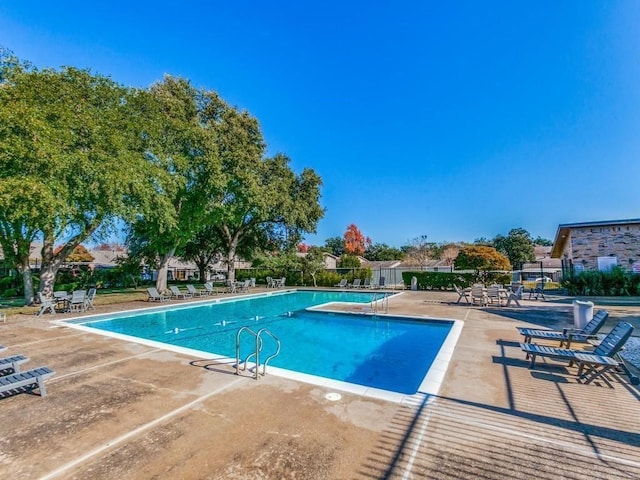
left=557, top=218, right=640, bottom=229
left=551, top=218, right=640, bottom=258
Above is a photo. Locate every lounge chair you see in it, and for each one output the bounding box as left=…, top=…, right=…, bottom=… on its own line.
left=186, top=284, right=207, bottom=297
left=0, top=354, right=29, bottom=374
left=519, top=321, right=634, bottom=384
left=147, top=287, right=168, bottom=302
left=453, top=284, right=471, bottom=304
left=0, top=366, right=55, bottom=397
left=202, top=282, right=218, bottom=295
left=349, top=279, right=361, bottom=288
left=362, top=278, right=372, bottom=289
left=169, top=285, right=192, bottom=299
left=470, top=284, right=488, bottom=306
left=36, top=292, right=57, bottom=317
left=518, top=310, right=609, bottom=348
left=334, top=279, right=348, bottom=288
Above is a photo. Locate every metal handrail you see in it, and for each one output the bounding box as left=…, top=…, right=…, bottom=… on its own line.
left=256, top=328, right=281, bottom=375
left=371, top=293, right=389, bottom=314
left=235, top=325, right=281, bottom=379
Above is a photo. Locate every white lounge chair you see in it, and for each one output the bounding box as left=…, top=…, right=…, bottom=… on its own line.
left=186, top=284, right=207, bottom=297
left=349, top=279, right=362, bottom=288
left=169, top=285, right=192, bottom=299
left=202, top=282, right=218, bottom=295
left=334, top=279, right=348, bottom=288
left=147, top=287, right=168, bottom=302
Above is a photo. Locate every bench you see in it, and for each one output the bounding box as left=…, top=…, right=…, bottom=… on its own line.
left=0, top=354, right=29, bottom=374
left=0, top=367, right=55, bottom=397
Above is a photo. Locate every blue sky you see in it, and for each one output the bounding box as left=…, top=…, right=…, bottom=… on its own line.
left=2, top=1, right=640, bottom=248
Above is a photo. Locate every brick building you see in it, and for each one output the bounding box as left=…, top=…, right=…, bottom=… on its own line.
left=551, top=218, right=640, bottom=273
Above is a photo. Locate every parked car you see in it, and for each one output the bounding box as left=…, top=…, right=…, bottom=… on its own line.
left=533, top=276, right=553, bottom=283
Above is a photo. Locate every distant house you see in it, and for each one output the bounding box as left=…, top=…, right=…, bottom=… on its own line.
left=551, top=218, right=640, bottom=273
left=296, top=252, right=339, bottom=270
left=517, top=246, right=562, bottom=281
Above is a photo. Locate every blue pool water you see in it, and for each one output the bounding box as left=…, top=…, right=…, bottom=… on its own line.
left=70, top=290, right=453, bottom=394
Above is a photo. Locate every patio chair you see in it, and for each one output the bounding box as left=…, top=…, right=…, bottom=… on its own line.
left=0, top=354, right=29, bottom=375
left=0, top=366, right=55, bottom=397
left=334, top=279, right=348, bottom=288
left=68, top=290, right=87, bottom=313
left=169, top=285, right=192, bottom=299
left=518, top=310, right=609, bottom=348
left=147, top=287, right=168, bottom=302
left=202, top=282, right=219, bottom=295
left=36, top=292, right=57, bottom=317
left=85, top=287, right=97, bottom=310
left=266, top=277, right=275, bottom=288
left=470, top=284, right=488, bottom=306
left=362, top=278, right=372, bottom=289
left=529, top=282, right=545, bottom=300
left=486, top=284, right=504, bottom=306
left=519, top=321, right=634, bottom=384
left=453, top=284, right=471, bottom=304
left=349, top=279, right=362, bottom=288
left=239, top=280, right=251, bottom=292
left=506, top=285, right=523, bottom=307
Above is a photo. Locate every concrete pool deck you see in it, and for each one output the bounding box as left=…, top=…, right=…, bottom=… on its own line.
left=1, top=289, right=640, bottom=479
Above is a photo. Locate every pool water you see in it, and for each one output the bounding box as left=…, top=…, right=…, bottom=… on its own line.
left=69, top=290, right=453, bottom=395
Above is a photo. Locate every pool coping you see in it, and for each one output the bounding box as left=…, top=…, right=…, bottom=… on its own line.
left=51, top=289, right=463, bottom=404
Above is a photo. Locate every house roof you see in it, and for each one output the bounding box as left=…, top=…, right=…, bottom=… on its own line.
left=551, top=218, right=640, bottom=258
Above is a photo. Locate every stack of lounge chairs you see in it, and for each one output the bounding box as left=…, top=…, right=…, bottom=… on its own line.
left=0, top=344, right=55, bottom=398
left=518, top=318, right=634, bottom=385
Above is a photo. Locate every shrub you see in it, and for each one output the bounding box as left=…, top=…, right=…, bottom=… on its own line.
left=561, top=267, right=640, bottom=296
left=401, top=272, right=476, bottom=290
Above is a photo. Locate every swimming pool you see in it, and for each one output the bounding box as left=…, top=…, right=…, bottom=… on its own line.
left=61, top=290, right=462, bottom=399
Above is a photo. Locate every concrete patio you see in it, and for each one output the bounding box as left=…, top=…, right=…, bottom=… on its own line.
left=1, top=290, right=639, bottom=479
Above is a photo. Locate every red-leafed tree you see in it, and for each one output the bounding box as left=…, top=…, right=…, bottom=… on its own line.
left=297, top=243, right=309, bottom=253
left=343, top=224, right=371, bottom=256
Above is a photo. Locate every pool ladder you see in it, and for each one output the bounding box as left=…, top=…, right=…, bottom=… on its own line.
left=235, top=326, right=281, bottom=380
left=371, top=293, right=389, bottom=314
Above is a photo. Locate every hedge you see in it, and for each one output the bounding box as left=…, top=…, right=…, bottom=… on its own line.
left=400, top=271, right=511, bottom=290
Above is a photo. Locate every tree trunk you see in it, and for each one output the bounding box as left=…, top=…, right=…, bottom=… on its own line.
left=225, top=244, right=237, bottom=282
left=18, top=260, right=35, bottom=306
left=155, top=248, right=176, bottom=293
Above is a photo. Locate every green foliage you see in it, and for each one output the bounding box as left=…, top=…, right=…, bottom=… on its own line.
left=401, top=271, right=476, bottom=290
left=338, top=254, right=361, bottom=268
left=533, top=236, right=553, bottom=246
left=562, top=267, right=640, bottom=296
left=493, top=228, right=535, bottom=269
left=364, top=243, right=404, bottom=261
left=323, top=236, right=345, bottom=257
